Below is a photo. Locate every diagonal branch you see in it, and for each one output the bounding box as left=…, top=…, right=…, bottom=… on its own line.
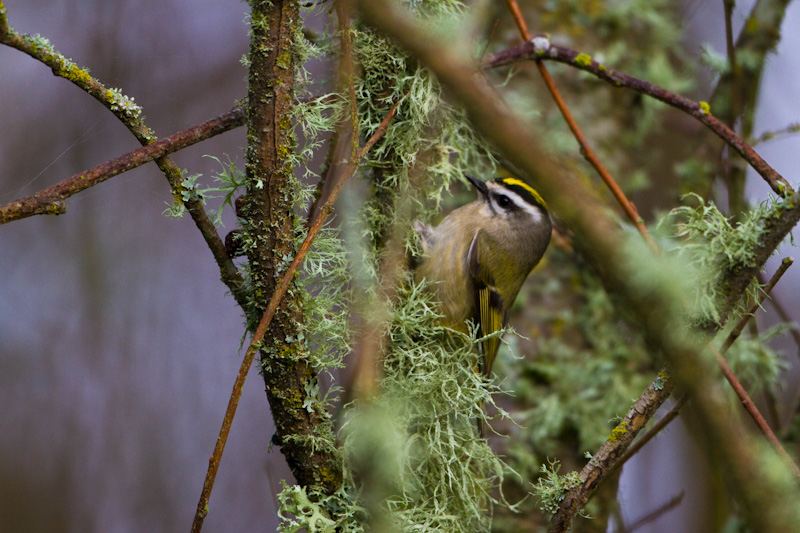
left=0, top=106, right=245, bottom=225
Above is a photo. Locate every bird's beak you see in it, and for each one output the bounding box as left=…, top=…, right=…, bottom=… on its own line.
left=465, top=174, right=488, bottom=197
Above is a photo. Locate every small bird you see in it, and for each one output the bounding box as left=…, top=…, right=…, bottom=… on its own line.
left=415, top=174, right=552, bottom=379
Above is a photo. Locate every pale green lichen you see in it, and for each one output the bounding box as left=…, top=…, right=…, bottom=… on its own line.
left=532, top=459, right=584, bottom=516
left=106, top=87, right=142, bottom=119
left=661, top=194, right=778, bottom=328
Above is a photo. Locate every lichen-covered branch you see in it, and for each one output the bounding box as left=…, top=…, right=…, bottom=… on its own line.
left=243, top=0, right=342, bottom=495
left=482, top=38, right=793, bottom=198
left=0, top=3, right=241, bottom=299
left=552, top=372, right=674, bottom=529
left=356, top=1, right=800, bottom=531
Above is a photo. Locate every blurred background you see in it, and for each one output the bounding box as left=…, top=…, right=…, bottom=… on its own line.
left=1, top=1, right=799, bottom=532
left=0, top=1, right=291, bottom=531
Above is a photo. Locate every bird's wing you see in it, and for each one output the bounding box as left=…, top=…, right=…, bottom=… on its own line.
left=468, top=229, right=506, bottom=376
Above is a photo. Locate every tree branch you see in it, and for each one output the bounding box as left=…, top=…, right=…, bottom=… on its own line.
left=483, top=39, right=793, bottom=198
left=0, top=106, right=245, bottom=225
left=243, top=0, right=343, bottom=497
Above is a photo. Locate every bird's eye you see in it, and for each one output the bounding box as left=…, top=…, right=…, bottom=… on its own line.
left=495, top=194, right=512, bottom=209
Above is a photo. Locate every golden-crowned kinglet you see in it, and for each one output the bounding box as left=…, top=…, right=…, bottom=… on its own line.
left=414, top=175, right=552, bottom=377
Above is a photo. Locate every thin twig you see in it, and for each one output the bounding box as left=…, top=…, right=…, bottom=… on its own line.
left=306, top=3, right=359, bottom=228
left=502, top=0, right=658, bottom=252
left=722, top=257, right=794, bottom=352
left=713, top=347, right=800, bottom=476
left=751, top=123, right=800, bottom=147
left=626, top=492, right=684, bottom=532
left=504, top=0, right=532, bottom=40
left=483, top=39, right=793, bottom=197
left=0, top=106, right=246, bottom=224
left=190, top=99, right=400, bottom=533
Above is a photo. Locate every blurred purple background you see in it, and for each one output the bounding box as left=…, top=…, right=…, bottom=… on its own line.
left=0, top=1, right=290, bottom=530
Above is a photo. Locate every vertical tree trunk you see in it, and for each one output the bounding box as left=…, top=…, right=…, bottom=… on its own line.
left=244, top=0, right=342, bottom=494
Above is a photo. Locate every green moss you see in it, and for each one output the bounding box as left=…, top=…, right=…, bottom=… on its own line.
left=276, top=49, right=292, bottom=69
left=608, top=420, right=628, bottom=442
left=662, top=193, right=778, bottom=327
left=64, top=64, right=92, bottom=85
left=598, top=64, right=614, bottom=76
left=574, top=53, right=593, bottom=67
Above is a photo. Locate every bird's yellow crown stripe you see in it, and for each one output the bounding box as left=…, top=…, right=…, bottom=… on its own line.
left=500, top=177, right=547, bottom=208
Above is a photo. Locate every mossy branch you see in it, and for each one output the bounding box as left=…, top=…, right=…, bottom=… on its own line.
left=0, top=3, right=241, bottom=300
left=189, top=3, right=402, bottom=521
left=244, top=0, right=343, bottom=498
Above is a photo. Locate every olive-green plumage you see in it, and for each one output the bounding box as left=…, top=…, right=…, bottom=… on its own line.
left=415, top=175, right=552, bottom=377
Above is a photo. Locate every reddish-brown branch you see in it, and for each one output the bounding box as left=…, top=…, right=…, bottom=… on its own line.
left=0, top=107, right=245, bottom=224
left=483, top=39, right=793, bottom=197
left=502, top=1, right=658, bottom=252
left=190, top=99, right=399, bottom=532
left=712, top=258, right=795, bottom=472
left=713, top=347, right=800, bottom=477
left=504, top=0, right=532, bottom=40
